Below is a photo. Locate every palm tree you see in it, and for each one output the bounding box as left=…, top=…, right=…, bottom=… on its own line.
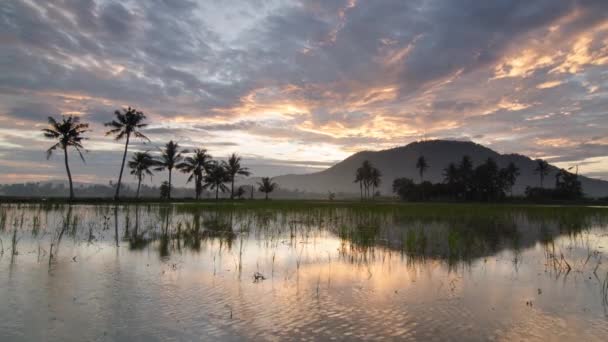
left=41, top=115, right=89, bottom=200
left=416, top=156, right=428, bottom=183
left=534, top=159, right=550, bottom=188
left=155, top=141, right=186, bottom=199
left=258, top=177, right=278, bottom=200
left=105, top=107, right=149, bottom=200
left=203, top=161, right=230, bottom=200
left=358, top=160, right=374, bottom=198
left=354, top=168, right=364, bottom=200
left=370, top=167, right=382, bottom=198
left=177, top=148, right=211, bottom=200
left=504, top=162, right=520, bottom=196
left=223, top=153, right=251, bottom=199
left=443, top=163, right=458, bottom=185
left=128, top=152, right=155, bottom=199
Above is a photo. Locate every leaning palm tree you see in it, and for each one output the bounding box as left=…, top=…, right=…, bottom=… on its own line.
left=177, top=148, right=211, bottom=200
left=416, top=156, right=428, bottom=183
left=258, top=177, right=278, bottom=200
left=534, top=159, right=550, bottom=188
left=223, top=153, right=251, bottom=199
left=203, top=161, right=230, bottom=200
left=41, top=115, right=89, bottom=200
left=128, top=152, right=155, bottom=199
left=155, top=141, right=186, bottom=199
left=105, top=107, right=149, bottom=200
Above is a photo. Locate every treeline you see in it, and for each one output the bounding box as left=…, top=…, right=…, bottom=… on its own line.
left=41, top=108, right=278, bottom=201
left=354, top=155, right=584, bottom=202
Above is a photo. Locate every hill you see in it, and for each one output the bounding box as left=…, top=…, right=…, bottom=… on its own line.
left=268, top=140, right=608, bottom=198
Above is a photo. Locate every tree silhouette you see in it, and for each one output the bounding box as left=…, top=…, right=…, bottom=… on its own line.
left=41, top=115, right=89, bottom=200
left=178, top=148, right=211, bottom=200
left=105, top=107, right=149, bottom=200
left=370, top=167, right=382, bottom=198
left=202, top=161, right=230, bottom=200
left=223, top=153, right=251, bottom=199
left=502, top=162, right=520, bottom=196
left=128, top=152, right=155, bottom=199
left=155, top=141, right=186, bottom=199
left=354, top=167, right=364, bottom=200
left=534, top=159, right=550, bottom=188
left=159, top=181, right=171, bottom=200
left=416, top=156, right=428, bottom=183
left=443, top=163, right=458, bottom=185
left=354, top=160, right=381, bottom=200
left=258, top=177, right=278, bottom=200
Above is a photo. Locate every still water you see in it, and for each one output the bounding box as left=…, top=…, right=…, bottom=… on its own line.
left=0, top=203, right=607, bottom=341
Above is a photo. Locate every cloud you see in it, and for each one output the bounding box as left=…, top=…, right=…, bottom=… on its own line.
left=0, top=0, right=608, bottom=182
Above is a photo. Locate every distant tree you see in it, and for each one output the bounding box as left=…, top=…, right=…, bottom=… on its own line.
left=472, top=158, right=501, bottom=201
left=159, top=181, right=171, bottom=200
left=534, top=159, right=550, bottom=188
left=370, top=167, right=382, bottom=198
left=416, top=156, right=428, bottom=183
left=235, top=185, right=247, bottom=199
left=41, top=115, right=89, bottom=200
left=128, top=152, right=155, bottom=199
left=501, top=162, right=520, bottom=196
left=458, top=156, right=474, bottom=199
left=177, top=148, right=211, bottom=200
left=355, top=160, right=377, bottom=199
left=392, top=177, right=416, bottom=200
left=442, top=163, right=458, bottom=185
left=258, top=177, right=278, bottom=200
left=354, top=167, right=364, bottom=200
left=223, top=153, right=251, bottom=199
left=555, top=169, right=582, bottom=199
left=203, top=161, right=230, bottom=200
left=328, top=191, right=336, bottom=201
left=105, top=107, right=149, bottom=200
left=155, top=141, right=186, bottom=200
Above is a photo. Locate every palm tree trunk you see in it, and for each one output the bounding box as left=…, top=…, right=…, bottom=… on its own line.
left=63, top=147, right=74, bottom=200
left=231, top=178, right=235, bottom=199
left=215, top=186, right=219, bottom=200
left=359, top=182, right=362, bottom=200
left=114, top=134, right=130, bottom=200
left=168, top=168, right=172, bottom=199
left=265, top=192, right=268, bottom=200
left=136, top=174, right=142, bottom=199
left=195, top=175, right=200, bottom=200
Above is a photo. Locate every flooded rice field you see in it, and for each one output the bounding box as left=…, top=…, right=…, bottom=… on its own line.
left=1, top=203, right=607, bottom=341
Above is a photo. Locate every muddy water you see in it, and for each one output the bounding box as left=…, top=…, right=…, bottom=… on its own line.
left=0, top=203, right=607, bottom=341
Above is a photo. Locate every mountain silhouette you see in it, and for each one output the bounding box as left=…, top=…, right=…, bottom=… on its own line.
left=270, top=140, right=608, bottom=197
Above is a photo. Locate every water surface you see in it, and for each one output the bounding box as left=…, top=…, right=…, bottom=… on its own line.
left=1, top=203, right=607, bottom=341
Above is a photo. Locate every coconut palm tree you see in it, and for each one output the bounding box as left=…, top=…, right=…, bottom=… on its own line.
left=503, top=162, right=520, bottom=196
left=105, top=107, right=149, bottom=200
left=155, top=141, right=186, bottom=199
left=177, top=148, right=211, bottom=200
left=416, top=156, right=428, bottom=183
left=222, top=153, right=251, bottom=199
left=534, top=159, right=550, bottom=188
left=41, top=115, right=89, bottom=200
left=370, top=167, right=382, bottom=198
left=354, top=168, right=364, bottom=200
left=443, top=163, right=458, bottom=185
left=258, top=177, right=278, bottom=200
left=203, top=161, right=230, bottom=200
left=128, top=152, right=155, bottom=199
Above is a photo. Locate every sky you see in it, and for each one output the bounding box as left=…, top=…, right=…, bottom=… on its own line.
left=1, top=0, right=608, bottom=185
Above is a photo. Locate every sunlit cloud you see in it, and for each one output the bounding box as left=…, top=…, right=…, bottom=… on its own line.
left=0, top=0, right=608, bottom=183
